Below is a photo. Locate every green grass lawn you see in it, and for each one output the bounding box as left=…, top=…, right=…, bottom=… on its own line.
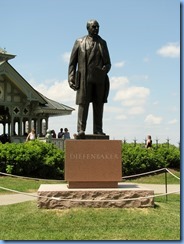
left=0, top=194, right=180, bottom=240
left=0, top=169, right=180, bottom=194
left=0, top=169, right=181, bottom=240
left=123, top=169, right=180, bottom=184
left=0, top=176, right=63, bottom=193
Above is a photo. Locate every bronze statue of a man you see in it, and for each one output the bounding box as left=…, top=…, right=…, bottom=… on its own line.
left=68, top=19, right=111, bottom=137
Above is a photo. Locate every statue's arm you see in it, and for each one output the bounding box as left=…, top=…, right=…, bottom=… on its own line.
left=68, top=40, right=79, bottom=90
left=98, top=38, right=111, bottom=73
left=103, top=41, right=111, bottom=73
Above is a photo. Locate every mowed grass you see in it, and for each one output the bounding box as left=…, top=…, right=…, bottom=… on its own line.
left=123, top=169, right=180, bottom=184
left=0, top=169, right=180, bottom=194
left=0, top=169, right=181, bottom=240
left=0, top=195, right=180, bottom=240
left=0, top=176, right=64, bottom=193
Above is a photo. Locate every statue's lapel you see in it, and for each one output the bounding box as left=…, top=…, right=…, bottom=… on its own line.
left=81, top=37, right=87, bottom=53
left=87, top=42, right=97, bottom=64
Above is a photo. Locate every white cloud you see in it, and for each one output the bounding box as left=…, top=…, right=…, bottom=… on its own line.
left=110, top=76, right=129, bottom=90
left=168, top=119, right=178, bottom=125
left=114, top=86, right=150, bottom=106
left=157, top=43, right=180, bottom=58
left=34, top=79, right=75, bottom=104
left=62, top=52, right=71, bottom=63
left=123, top=99, right=146, bottom=107
left=128, top=106, right=145, bottom=115
left=145, top=114, right=163, bottom=125
left=104, top=105, right=124, bottom=113
left=114, top=61, right=125, bottom=68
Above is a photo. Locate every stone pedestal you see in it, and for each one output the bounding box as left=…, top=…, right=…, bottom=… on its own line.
left=65, top=140, right=122, bottom=188
left=37, top=183, right=154, bottom=209
left=37, top=138, right=155, bottom=209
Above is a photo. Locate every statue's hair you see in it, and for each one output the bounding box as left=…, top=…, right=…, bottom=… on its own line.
left=86, top=19, right=99, bottom=29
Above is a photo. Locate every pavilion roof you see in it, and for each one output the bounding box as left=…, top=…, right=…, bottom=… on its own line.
left=35, top=92, right=74, bottom=116
left=0, top=59, right=74, bottom=117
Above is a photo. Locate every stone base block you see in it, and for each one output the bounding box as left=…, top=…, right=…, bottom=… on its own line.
left=37, top=183, right=154, bottom=209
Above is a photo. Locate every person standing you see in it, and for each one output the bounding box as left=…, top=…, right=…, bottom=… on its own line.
left=68, top=19, right=111, bottom=137
left=45, top=129, right=52, bottom=143
left=51, top=130, right=56, bottom=138
left=58, top=128, right=64, bottom=138
left=26, top=128, right=36, bottom=141
left=62, top=128, right=70, bottom=140
left=146, top=135, right=152, bottom=148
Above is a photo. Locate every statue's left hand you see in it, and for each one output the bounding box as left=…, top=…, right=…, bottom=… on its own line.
left=102, top=65, right=106, bottom=71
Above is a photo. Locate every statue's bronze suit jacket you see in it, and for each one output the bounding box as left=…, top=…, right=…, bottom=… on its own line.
left=68, top=35, right=111, bottom=105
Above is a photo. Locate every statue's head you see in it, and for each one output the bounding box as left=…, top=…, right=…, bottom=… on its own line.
left=86, top=19, right=100, bottom=36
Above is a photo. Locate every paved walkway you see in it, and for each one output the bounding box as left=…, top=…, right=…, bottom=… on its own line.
left=0, top=193, right=37, bottom=206
left=137, top=184, right=180, bottom=194
left=0, top=184, right=180, bottom=206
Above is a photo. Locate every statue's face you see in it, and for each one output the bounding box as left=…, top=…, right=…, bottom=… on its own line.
left=88, top=21, right=99, bottom=36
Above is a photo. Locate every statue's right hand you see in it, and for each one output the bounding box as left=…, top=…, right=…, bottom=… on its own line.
left=69, top=81, right=77, bottom=91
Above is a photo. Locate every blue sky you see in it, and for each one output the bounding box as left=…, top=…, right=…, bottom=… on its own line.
left=0, top=0, right=180, bottom=146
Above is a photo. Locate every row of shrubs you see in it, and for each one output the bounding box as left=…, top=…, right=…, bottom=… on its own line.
left=0, top=140, right=65, bottom=179
left=122, top=143, right=180, bottom=176
left=0, top=140, right=180, bottom=179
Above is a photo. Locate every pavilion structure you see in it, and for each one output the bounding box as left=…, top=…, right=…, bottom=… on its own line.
left=0, top=48, right=74, bottom=143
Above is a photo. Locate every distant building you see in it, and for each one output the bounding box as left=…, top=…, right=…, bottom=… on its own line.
left=0, top=49, right=74, bottom=143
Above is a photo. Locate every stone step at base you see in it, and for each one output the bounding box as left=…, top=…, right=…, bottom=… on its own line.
left=37, top=183, right=154, bottom=209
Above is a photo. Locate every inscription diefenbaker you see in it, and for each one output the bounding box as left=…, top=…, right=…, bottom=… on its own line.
left=69, top=153, right=120, bottom=160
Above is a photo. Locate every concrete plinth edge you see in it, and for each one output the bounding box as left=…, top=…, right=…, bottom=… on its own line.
left=37, top=183, right=154, bottom=209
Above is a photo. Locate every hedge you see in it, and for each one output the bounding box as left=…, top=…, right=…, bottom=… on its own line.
left=122, top=143, right=180, bottom=176
left=0, top=140, right=65, bottom=179
left=0, top=140, right=180, bottom=179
